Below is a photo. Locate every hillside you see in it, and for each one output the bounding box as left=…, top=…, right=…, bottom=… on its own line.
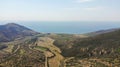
left=0, top=23, right=38, bottom=42
left=0, top=23, right=120, bottom=67
left=52, top=29, right=120, bottom=67
left=85, top=28, right=119, bottom=36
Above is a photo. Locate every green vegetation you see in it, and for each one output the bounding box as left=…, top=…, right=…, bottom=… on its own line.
left=117, top=48, right=120, bottom=53
left=53, top=30, right=120, bottom=57
left=35, top=46, right=48, bottom=51
left=51, top=30, right=120, bottom=67
left=20, top=49, right=26, bottom=55
left=0, top=39, right=45, bottom=67
left=0, top=23, right=120, bottom=67
left=94, top=62, right=108, bottom=67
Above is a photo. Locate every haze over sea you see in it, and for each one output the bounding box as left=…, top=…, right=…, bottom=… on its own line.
left=1, top=21, right=120, bottom=34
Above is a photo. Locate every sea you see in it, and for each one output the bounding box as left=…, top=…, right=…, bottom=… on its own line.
left=1, top=21, right=120, bottom=34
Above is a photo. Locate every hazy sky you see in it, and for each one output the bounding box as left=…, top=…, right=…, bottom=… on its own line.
left=0, top=0, right=120, bottom=21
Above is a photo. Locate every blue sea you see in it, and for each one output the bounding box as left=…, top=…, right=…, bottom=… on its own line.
left=1, top=21, right=120, bottom=34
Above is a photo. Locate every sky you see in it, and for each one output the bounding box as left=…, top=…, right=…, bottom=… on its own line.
left=0, top=0, right=120, bottom=21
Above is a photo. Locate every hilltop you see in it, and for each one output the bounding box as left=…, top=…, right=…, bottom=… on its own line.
left=0, top=23, right=38, bottom=42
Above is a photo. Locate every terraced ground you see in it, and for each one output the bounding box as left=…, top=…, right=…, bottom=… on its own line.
left=33, top=37, right=64, bottom=67
left=0, top=32, right=120, bottom=67
left=0, top=36, right=65, bottom=67
left=0, top=37, right=45, bottom=67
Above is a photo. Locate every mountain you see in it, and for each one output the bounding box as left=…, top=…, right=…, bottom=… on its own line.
left=53, top=29, right=120, bottom=57
left=0, top=23, right=120, bottom=67
left=86, top=28, right=120, bottom=36
left=52, top=29, right=120, bottom=67
left=0, top=23, right=39, bottom=42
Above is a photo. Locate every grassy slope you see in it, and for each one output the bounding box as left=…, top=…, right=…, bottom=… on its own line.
left=47, top=30, right=120, bottom=67
left=52, top=30, right=120, bottom=57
